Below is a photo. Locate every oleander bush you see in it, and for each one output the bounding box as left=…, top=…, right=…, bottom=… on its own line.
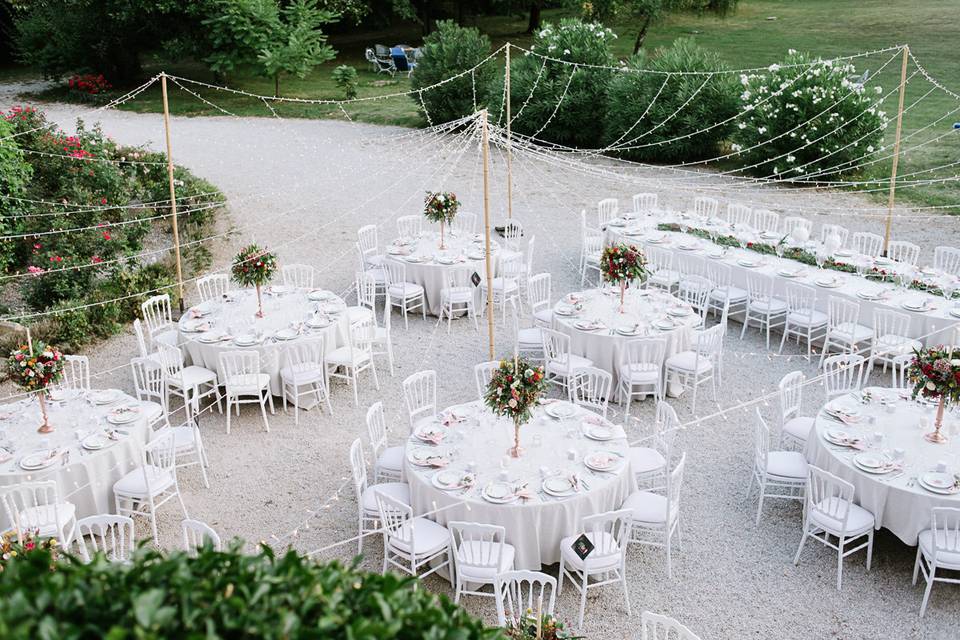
left=0, top=543, right=502, bottom=640
left=730, top=49, right=890, bottom=180
left=412, top=20, right=497, bottom=126
left=1, top=105, right=223, bottom=350
left=496, top=19, right=617, bottom=148
left=604, top=38, right=740, bottom=162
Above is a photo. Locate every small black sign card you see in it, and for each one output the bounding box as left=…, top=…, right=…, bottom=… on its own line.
left=471, top=271, right=482, bottom=287
left=572, top=533, right=594, bottom=560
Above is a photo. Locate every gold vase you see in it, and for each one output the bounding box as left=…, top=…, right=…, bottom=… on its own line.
left=439, top=220, right=446, bottom=250
left=37, top=390, right=53, bottom=434
left=619, top=281, right=626, bottom=313
left=255, top=283, right=264, bottom=318
left=925, top=396, right=949, bottom=444
left=508, top=420, right=524, bottom=458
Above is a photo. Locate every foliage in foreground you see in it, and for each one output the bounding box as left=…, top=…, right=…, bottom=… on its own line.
left=0, top=543, right=502, bottom=640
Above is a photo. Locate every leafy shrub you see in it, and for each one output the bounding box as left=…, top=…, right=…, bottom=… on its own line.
left=412, top=20, right=496, bottom=125
left=332, top=64, right=359, bottom=100
left=500, top=19, right=616, bottom=148
left=0, top=115, right=33, bottom=271
left=45, top=298, right=92, bottom=351
left=604, top=38, right=740, bottom=162
left=730, top=49, right=890, bottom=179
left=66, top=74, right=112, bottom=102
left=0, top=543, right=501, bottom=639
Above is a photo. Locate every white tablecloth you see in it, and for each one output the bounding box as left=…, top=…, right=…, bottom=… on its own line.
left=551, top=287, right=698, bottom=392
left=384, top=232, right=500, bottom=316
left=804, top=386, right=960, bottom=545
left=404, top=400, right=635, bottom=569
left=607, top=222, right=959, bottom=344
left=0, top=390, right=151, bottom=529
left=178, top=287, right=348, bottom=395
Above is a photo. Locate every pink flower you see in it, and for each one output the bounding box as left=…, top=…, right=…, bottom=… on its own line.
left=27, top=266, right=44, bottom=275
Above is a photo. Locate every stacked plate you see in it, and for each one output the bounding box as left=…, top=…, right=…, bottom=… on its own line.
left=824, top=405, right=861, bottom=423
left=857, top=289, right=885, bottom=301
left=616, top=325, right=643, bottom=336
left=482, top=481, right=518, bottom=504
left=407, top=447, right=449, bottom=467
left=554, top=305, right=577, bottom=317
left=81, top=432, right=113, bottom=450
left=182, top=319, right=209, bottom=333
left=545, top=402, right=577, bottom=419
left=90, top=389, right=122, bottom=405
left=413, top=424, right=446, bottom=444
left=584, top=451, right=622, bottom=472
left=901, top=299, right=933, bottom=312
left=573, top=320, right=605, bottom=332
left=815, top=277, right=842, bottom=288
left=307, top=289, right=334, bottom=301
left=306, top=316, right=331, bottom=329
left=778, top=268, right=804, bottom=278
left=19, top=451, right=59, bottom=471
left=274, top=328, right=299, bottom=341
left=919, top=472, right=960, bottom=494
left=107, top=406, right=139, bottom=425
left=852, top=453, right=896, bottom=475
left=583, top=424, right=615, bottom=441
left=431, top=470, right=472, bottom=491
left=541, top=476, right=577, bottom=497
left=823, top=428, right=860, bottom=447
left=197, top=331, right=227, bottom=344
left=233, top=334, right=261, bottom=347
left=653, top=318, right=677, bottom=331
left=666, top=306, right=691, bottom=318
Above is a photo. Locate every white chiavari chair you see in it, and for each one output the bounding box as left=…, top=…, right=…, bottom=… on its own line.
left=403, top=369, right=437, bottom=430
left=568, top=366, right=613, bottom=418
left=754, top=209, right=780, bottom=236
left=892, top=352, right=914, bottom=388
left=481, top=252, right=523, bottom=325
left=357, top=224, right=384, bottom=268
left=113, top=429, right=188, bottom=544
left=383, top=260, right=426, bottom=329
left=503, top=219, right=524, bottom=254
left=528, top=272, right=553, bottom=328
left=0, top=480, right=76, bottom=547
left=355, top=270, right=393, bottom=375
left=705, top=260, right=747, bottom=319
left=133, top=318, right=153, bottom=360
left=740, top=272, right=787, bottom=349
left=375, top=489, right=450, bottom=580
left=495, top=570, right=557, bottom=628
left=693, top=196, right=718, bottom=220
left=366, top=401, right=403, bottom=482
left=632, top=193, right=658, bottom=216
left=130, top=356, right=168, bottom=428
left=934, top=246, right=960, bottom=276
left=851, top=231, right=883, bottom=258
left=777, top=371, right=814, bottom=450
left=641, top=612, right=702, bottom=640
left=749, top=408, right=807, bottom=525
left=726, top=203, right=753, bottom=227
left=61, top=354, right=90, bottom=392
left=542, top=328, right=594, bottom=392
left=74, top=514, right=134, bottom=562
left=913, top=507, right=960, bottom=617
left=558, top=509, right=633, bottom=629
left=280, top=338, right=332, bottom=424
left=396, top=215, right=421, bottom=240
left=448, top=521, right=515, bottom=602
left=158, top=419, right=209, bottom=488
left=437, top=265, right=478, bottom=333
left=598, top=198, right=618, bottom=228
left=451, top=211, right=477, bottom=236
left=140, top=293, right=177, bottom=348
left=218, top=351, right=273, bottom=434
left=196, top=273, right=229, bottom=303
left=182, top=518, right=221, bottom=554
left=618, top=337, right=668, bottom=416
left=326, top=317, right=379, bottom=407
left=665, top=324, right=723, bottom=413
left=646, top=246, right=679, bottom=293
left=474, top=361, right=499, bottom=402
left=628, top=401, right=682, bottom=490
left=281, top=263, right=315, bottom=289
left=887, top=240, right=920, bottom=266
left=156, top=342, right=220, bottom=422
left=820, top=223, right=849, bottom=248
left=794, top=464, right=875, bottom=590
left=866, top=308, right=921, bottom=379
left=782, top=216, right=812, bottom=240
left=579, top=211, right=604, bottom=285
left=624, top=452, right=686, bottom=578
left=350, top=438, right=409, bottom=554
left=818, top=296, right=872, bottom=367
left=676, top=274, right=712, bottom=327
left=779, top=282, right=827, bottom=359
left=355, top=242, right=387, bottom=296
left=822, top=354, right=865, bottom=399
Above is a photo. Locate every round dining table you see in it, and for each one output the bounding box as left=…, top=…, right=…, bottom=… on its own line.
left=0, top=388, right=151, bottom=530
left=178, top=287, right=348, bottom=396
left=403, top=399, right=635, bottom=569
left=804, top=385, right=960, bottom=545
left=551, top=287, right=699, bottom=393
left=384, top=231, right=500, bottom=316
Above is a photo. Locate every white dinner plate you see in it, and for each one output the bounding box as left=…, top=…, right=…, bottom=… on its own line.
left=584, top=451, right=621, bottom=471
left=666, top=307, right=691, bottom=317
left=542, top=476, right=576, bottom=497
left=307, top=290, right=334, bottom=301
left=653, top=319, right=677, bottom=331
left=874, top=257, right=894, bottom=267
left=275, top=329, right=298, bottom=341
left=919, top=473, right=960, bottom=494
left=181, top=319, right=209, bottom=333
left=545, top=402, right=577, bottom=419
left=407, top=447, right=448, bottom=466
left=81, top=433, right=111, bottom=450
left=834, top=250, right=854, bottom=258
left=737, top=259, right=760, bottom=268
left=583, top=425, right=614, bottom=441
left=554, top=305, right=577, bottom=317
left=852, top=453, right=889, bottom=474
left=823, top=428, right=853, bottom=445
left=307, top=316, right=331, bottom=328
left=573, top=320, right=604, bottom=331
left=857, top=289, right=884, bottom=301
left=19, top=451, right=57, bottom=470
left=90, top=389, right=122, bottom=405
left=777, top=269, right=804, bottom=278
left=197, top=331, right=226, bottom=344
left=233, top=336, right=260, bottom=347
left=482, top=482, right=518, bottom=503
left=615, top=326, right=643, bottom=336
left=413, top=425, right=446, bottom=443
left=901, top=300, right=932, bottom=312
left=107, top=408, right=139, bottom=425
left=431, top=470, right=462, bottom=490
left=815, top=278, right=842, bottom=288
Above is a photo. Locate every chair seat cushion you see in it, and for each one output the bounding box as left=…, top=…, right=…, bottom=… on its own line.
left=628, top=447, right=666, bottom=475
left=18, top=503, right=75, bottom=536
left=281, top=363, right=324, bottom=385
left=517, top=327, right=543, bottom=348
left=787, top=310, right=828, bottom=327
left=831, top=322, right=872, bottom=344
left=783, top=416, right=814, bottom=442
left=175, top=366, right=218, bottom=388
left=455, top=541, right=516, bottom=581
left=378, top=446, right=405, bottom=472
left=623, top=490, right=668, bottom=524
left=560, top=532, right=622, bottom=572
left=710, top=286, right=748, bottom=303
left=918, top=529, right=960, bottom=570
left=874, top=335, right=922, bottom=356
left=619, top=363, right=660, bottom=384
left=347, top=306, right=374, bottom=323
left=139, top=400, right=164, bottom=424
left=326, top=347, right=371, bottom=367
left=389, top=517, right=449, bottom=556
left=766, top=450, right=808, bottom=479
left=750, top=298, right=787, bottom=314
left=171, top=426, right=198, bottom=451
left=442, top=287, right=473, bottom=304
left=534, top=309, right=554, bottom=326
left=114, top=464, right=175, bottom=497
left=484, top=278, right=519, bottom=293
left=546, top=354, right=593, bottom=377
left=665, top=351, right=712, bottom=375
left=362, top=482, right=410, bottom=514
left=650, top=270, right=680, bottom=287
left=225, top=373, right=270, bottom=394
left=388, top=283, right=424, bottom=298
left=810, top=498, right=875, bottom=535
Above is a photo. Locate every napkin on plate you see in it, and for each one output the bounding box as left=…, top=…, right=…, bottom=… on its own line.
left=426, top=456, right=449, bottom=468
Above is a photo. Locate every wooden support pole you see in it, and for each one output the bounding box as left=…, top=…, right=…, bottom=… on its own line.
left=481, top=109, right=495, bottom=360
left=505, top=43, right=513, bottom=220
left=160, top=73, right=186, bottom=314
left=883, top=45, right=909, bottom=256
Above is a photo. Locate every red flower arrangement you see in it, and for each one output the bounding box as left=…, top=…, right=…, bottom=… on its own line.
left=231, top=244, right=278, bottom=318
left=600, top=243, right=648, bottom=311
left=908, top=346, right=960, bottom=443
left=484, top=357, right=549, bottom=457
left=67, top=74, right=112, bottom=95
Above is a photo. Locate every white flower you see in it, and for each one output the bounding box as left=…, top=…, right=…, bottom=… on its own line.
left=740, top=74, right=749, bottom=86
left=768, top=63, right=780, bottom=72
left=927, top=381, right=937, bottom=391
left=788, top=48, right=797, bottom=55
left=730, top=143, right=742, bottom=152
left=741, top=91, right=751, bottom=100
left=757, top=126, right=767, bottom=135
left=563, top=49, right=570, bottom=55
left=737, top=122, right=747, bottom=130
left=786, top=154, right=796, bottom=163
left=875, top=85, right=883, bottom=94
left=866, top=145, right=875, bottom=153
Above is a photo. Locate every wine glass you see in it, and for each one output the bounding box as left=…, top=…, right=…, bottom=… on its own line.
left=775, top=240, right=785, bottom=267
left=815, top=247, right=827, bottom=272
left=941, top=276, right=958, bottom=307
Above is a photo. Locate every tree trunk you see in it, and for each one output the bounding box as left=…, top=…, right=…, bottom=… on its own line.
left=525, top=1, right=541, bottom=34
left=633, top=16, right=652, bottom=55
left=274, top=73, right=280, bottom=98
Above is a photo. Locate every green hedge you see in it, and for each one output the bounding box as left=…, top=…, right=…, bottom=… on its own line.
left=0, top=543, right=502, bottom=639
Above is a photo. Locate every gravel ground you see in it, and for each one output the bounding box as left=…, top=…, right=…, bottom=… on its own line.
left=4, top=92, right=960, bottom=638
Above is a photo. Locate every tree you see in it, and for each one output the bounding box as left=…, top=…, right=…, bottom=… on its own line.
left=258, top=0, right=338, bottom=97
left=526, top=0, right=544, bottom=33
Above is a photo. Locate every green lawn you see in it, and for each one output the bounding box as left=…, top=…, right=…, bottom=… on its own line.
left=15, top=0, right=960, bottom=212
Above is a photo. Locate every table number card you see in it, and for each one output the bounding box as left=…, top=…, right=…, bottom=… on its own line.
left=572, top=533, right=594, bottom=560
left=471, top=272, right=482, bottom=287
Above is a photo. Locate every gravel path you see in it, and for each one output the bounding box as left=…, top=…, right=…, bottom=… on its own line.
left=4, top=93, right=960, bottom=638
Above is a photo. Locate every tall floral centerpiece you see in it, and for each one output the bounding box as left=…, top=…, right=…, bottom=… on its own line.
left=484, top=357, right=549, bottom=458
left=600, top=243, right=647, bottom=313
left=8, top=341, right=64, bottom=433
left=424, top=191, right=459, bottom=250
left=231, top=244, right=278, bottom=318
left=908, top=346, right=960, bottom=443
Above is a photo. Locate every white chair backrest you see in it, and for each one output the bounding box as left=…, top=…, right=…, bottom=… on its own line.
left=693, top=323, right=725, bottom=360
left=527, top=273, right=551, bottom=315
left=76, top=515, right=135, bottom=562
left=693, top=197, right=718, bottom=219
left=495, top=570, right=557, bottom=628
left=0, top=481, right=62, bottom=542
left=133, top=318, right=150, bottom=358
left=632, top=193, right=657, bottom=215
left=396, top=215, right=421, bottom=240
left=754, top=209, right=780, bottom=235
left=655, top=400, right=683, bottom=461
left=219, top=350, right=262, bottom=388
left=929, top=507, right=960, bottom=560
left=872, top=307, right=911, bottom=342
left=449, top=521, right=507, bottom=574
left=580, top=509, right=632, bottom=560
left=677, top=275, right=712, bottom=317
left=374, top=489, right=414, bottom=546
left=141, top=294, right=173, bottom=338
left=349, top=317, right=376, bottom=355
left=451, top=211, right=477, bottom=235
left=568, top=366, right=612, bottom=417
left=782, top=216, right=812, bottom=239
left=283, top=337, right=325, bottom=371
left=820, top=223, right=849, bottom=247
left=503, top=220, right=523, bottom=248
left=851, top=232, right=883, bottom=258
left=282, top=263, right=315, bottom=289
left=676, top=253, right=706, bottom=280
left=355, top=270, right=378, bottom=309
left=357, top=224, right=379, bottom=260
left=130, top=356, right=164, bottom=407
left=641, top=612, right=702, bottom=640
left=598, top=198, right=618, bottom=227
left=826, top=295, right=861, bottom=331
left=500, top=252, right=525, bottom=280
left=365, top=402, right=388, bottom=457
left=934, top=246, right=960, bottom=276
left=182, top=518, right=222, bottom=553
left=705, top=260, right=732, bottom=289
left=665, top=452, right=686, bottom=522
left=726, top=203, right=753, bottom=227
left=887, top=240, right=920, bottom=266
left=542, top=328, right=572, bottom=369
left=823, top=354, right=865, bottom=398
left=383, top=259, right=408, bottom=287
left=145, top=429, right=178, bottom=476
left=349, top=437, right=369, bottom=499
left=474, top=361, right=499, bottom=401
left=621, top=337, right=668, bottom=374
left=784, top=282, right=818, bottom=320
left=645, top=246, right=673, bottom=274
left=196, top=274, right=229, bottom=303
left=156, top=342, right=187, bottom=382
left=745, top=271, right=775, bottom=303
left=403, top=370, right=437, bottom=427
left=778, top=370, right=804, bottom=425
left=753, top=407, right=771, bottom=474
left=524, top=235, right=536, bottom=276
left=806, top=464, right=856, bottom=530
left=61, top=354, right=90, bottom=391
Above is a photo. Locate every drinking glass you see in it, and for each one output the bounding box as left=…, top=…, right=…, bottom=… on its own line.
left=815, top=248, right=826, bottom=271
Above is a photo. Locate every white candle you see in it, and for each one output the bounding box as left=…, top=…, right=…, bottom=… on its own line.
left=26, top=327, right=32, bottom=353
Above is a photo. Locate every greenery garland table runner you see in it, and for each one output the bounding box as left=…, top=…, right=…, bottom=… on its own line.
left=805, top=386, right=960, bottom=545
left=0, top=389, right=150, bottom=531
left=384, top=232, right=502, bottom=316
left=605, top=220, right=958, bottom=344
left=177, top=287, right=348, bottom=398
left=403, top=399, right=635, bottom=569
left=551, top=287, right=699, bottom=395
